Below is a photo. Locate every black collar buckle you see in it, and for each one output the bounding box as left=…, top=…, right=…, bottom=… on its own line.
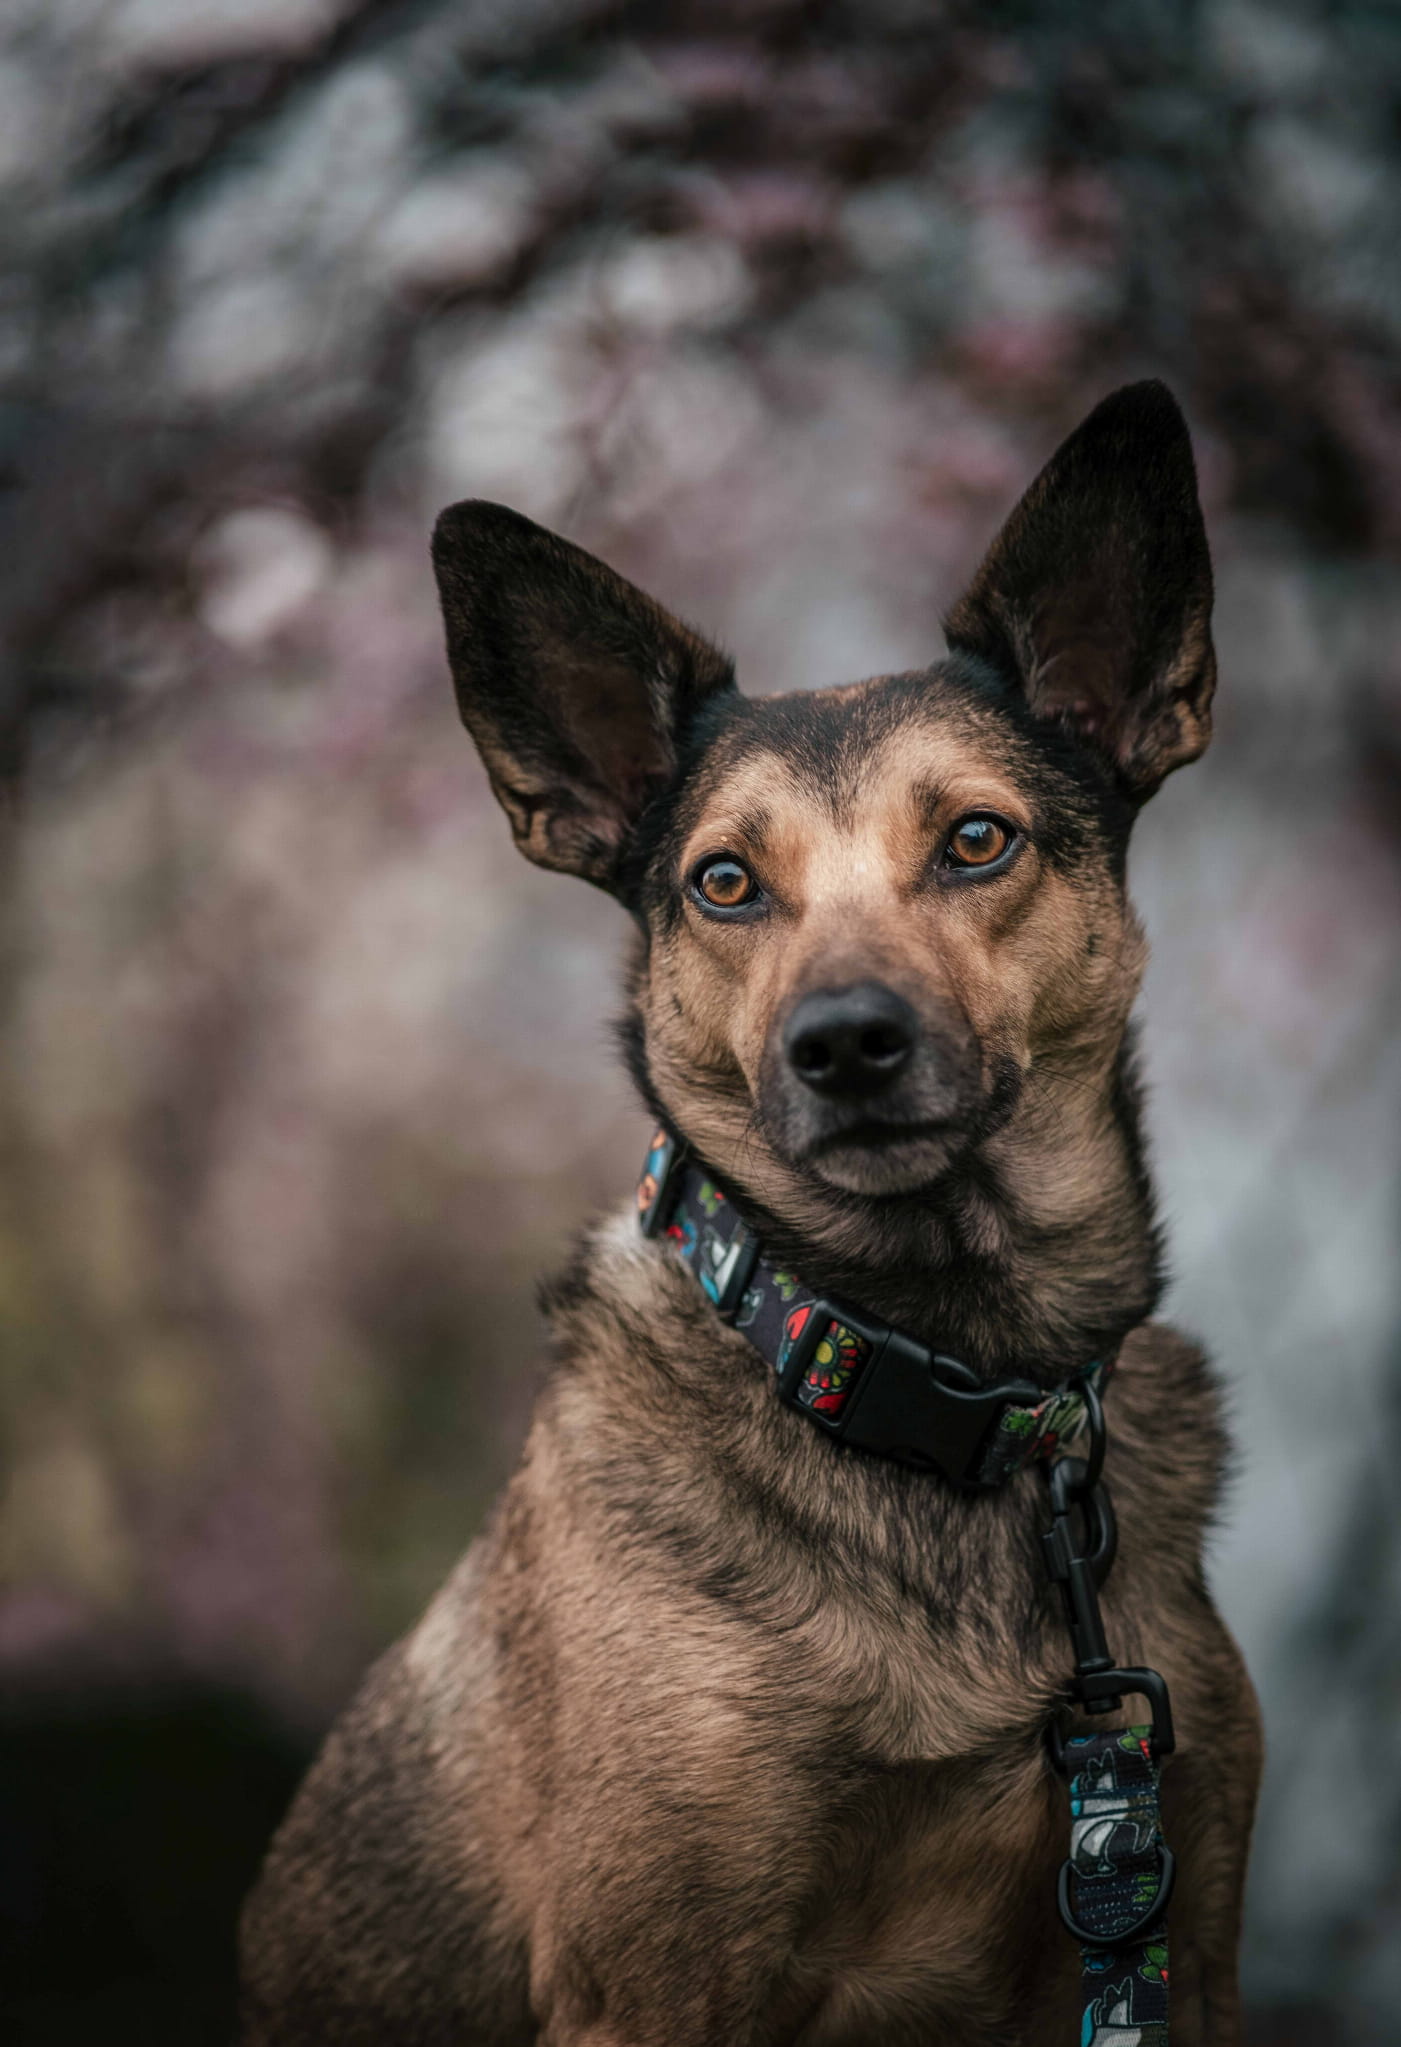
left=635, top=1131, right=1098, bottom=1493
left=776, top=1292, right=1043, bottom=1490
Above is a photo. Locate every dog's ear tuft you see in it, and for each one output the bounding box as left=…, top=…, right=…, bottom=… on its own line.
left=944, top=381, right=1215, bottom=799
left=432, top=502, right=735, bottom=888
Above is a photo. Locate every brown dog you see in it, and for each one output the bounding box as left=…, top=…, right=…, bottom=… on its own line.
left=238, top=382, right=1260, bottom=2045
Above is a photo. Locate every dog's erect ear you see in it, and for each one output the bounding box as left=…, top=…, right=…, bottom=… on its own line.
left=944, top=381, right=1215, bottom=799
left=432, top=502, right=735, bottom=887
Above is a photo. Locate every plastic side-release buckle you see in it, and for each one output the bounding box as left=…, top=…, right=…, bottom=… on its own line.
left=777, top=1296, right=1042, bottom=1489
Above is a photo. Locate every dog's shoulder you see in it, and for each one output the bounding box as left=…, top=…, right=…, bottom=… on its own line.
left=239, top=1542, right=535, bottom=2045
left=1098, top=1318, right=1233, bottom=1607
left=1111, top=1318, right=1230, bottom=1478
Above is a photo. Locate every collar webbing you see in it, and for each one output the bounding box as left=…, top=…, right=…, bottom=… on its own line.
left=636, top=1127, right=1111, bottom=1491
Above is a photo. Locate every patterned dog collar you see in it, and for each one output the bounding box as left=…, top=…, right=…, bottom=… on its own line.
left=636, top=1127, right=1111, bottom=1491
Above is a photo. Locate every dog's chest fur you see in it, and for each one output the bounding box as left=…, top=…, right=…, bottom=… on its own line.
left=242, top=1210, right=1226, bottom=2045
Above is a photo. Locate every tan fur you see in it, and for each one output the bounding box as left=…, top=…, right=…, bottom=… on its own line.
left=240, top=742, right=1259, bottom=2041
left=240, top=388, right=1259, bottom=2044
left=242, top=1225, right=1257, bottom=2044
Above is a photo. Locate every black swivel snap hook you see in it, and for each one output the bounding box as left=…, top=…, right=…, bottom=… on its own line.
left=1041, top=1382, right=1118, bottom=1706
left=1041, top=1377, right=1178, bottom=1960
left=1041, top=1380, right=1175, bottom=1757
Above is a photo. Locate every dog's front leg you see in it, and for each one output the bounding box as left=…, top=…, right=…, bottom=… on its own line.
left=528, top=1949, right=785, bottom=2047
left=540, top=2030, right=649, bottom=2047
left=533, top=1986, right=772, bottom=2047
left=526, top=1902, right=818, bottom=2047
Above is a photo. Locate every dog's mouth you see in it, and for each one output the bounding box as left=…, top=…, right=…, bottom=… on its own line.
left=796, top=1116, right=972, bottom=1194
left=805, top=1117, right=957, bottom=1158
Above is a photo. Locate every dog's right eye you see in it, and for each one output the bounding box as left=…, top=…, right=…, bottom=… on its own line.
left=691, top=856, right=760, bottom=912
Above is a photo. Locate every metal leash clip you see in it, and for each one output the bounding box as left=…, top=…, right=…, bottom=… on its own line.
left=1040, top=1408, right=1176, bottom=1747
left=1042, top=1382, right=1176, bottom=1945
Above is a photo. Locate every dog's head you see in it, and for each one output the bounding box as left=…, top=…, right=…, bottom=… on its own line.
left=432, top=382, right=1213, bottom=1214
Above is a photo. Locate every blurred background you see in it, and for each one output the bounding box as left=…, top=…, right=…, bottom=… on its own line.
left=0, top=1, right=1397, bottom=2041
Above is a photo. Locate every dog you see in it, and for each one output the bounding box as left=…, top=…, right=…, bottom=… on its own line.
left=238, top=381, right=1261, bottom=2045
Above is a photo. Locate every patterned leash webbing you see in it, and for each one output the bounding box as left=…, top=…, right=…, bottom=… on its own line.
left=1062, top=1726, right=1170, bottom=2045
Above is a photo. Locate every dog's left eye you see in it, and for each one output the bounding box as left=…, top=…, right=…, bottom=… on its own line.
left=692, top=856, right=760, bottom=911
left=943, top=815, right=1016, bottom=869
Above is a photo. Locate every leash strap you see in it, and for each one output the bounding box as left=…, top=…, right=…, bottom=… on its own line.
left=1062, top=1726, right=1170, bottom=2044
left=637, top=1128, right=1108, bottom=1489
left=1042, top=1447, right=1176, bottom=2046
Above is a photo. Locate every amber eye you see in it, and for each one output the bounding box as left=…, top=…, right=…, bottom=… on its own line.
left=693, top=856, right=759, bottom=911
left=944, top=815, right=1015, bottom=869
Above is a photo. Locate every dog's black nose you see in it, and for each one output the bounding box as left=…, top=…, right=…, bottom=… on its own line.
left=784, top=983, right=919, bottom=1098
